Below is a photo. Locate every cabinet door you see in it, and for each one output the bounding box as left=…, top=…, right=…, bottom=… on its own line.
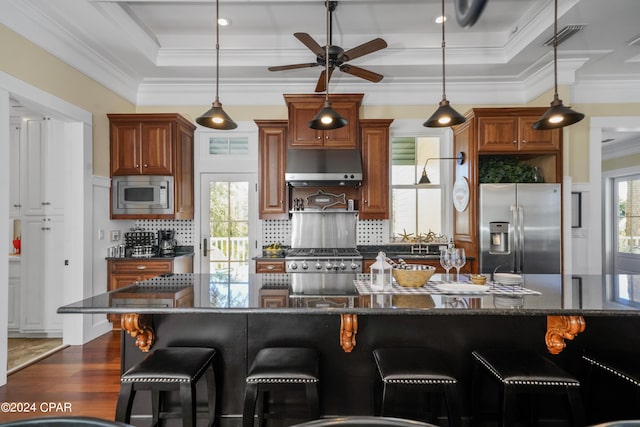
left=359, top=121, right=391, bottom=219
left=257, top=121, right=288, bottom=219
left=20, top=217, right=47, bottom=331
left=288, top=102, right=324, bottom=148
left=518, top=117, right=561, bottom=152
left=42, top=118, right=66, bottom=216
left=44, top=216, right=65, bottom=331
left=174, top=122, right=195, bottom=219
left=323, top=101, right=359, bottom=148
left=23, top=120, right=45, bottom=216
left=256, top=260, right=286, bottom=273
left=8, top=266, right=20, bottom=331
left=477, top=116, right=519, bottom=152
left=10, top=122, right=22, bottom=217
left=140, top=121, right=173, bottom=175
left=110, top=122, right=142, bottom=175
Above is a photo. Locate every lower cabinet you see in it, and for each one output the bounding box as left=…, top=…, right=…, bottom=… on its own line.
left=8, top=259, right=21, bottom=332
left=107, top=256, right=193, bottom=327
left=259, top=288, right=289, bottom=308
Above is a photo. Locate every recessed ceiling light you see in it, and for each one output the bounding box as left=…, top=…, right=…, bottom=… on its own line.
left=435, top=15, right=446, bottom=24
left=218, top=18, right=231, bottom=26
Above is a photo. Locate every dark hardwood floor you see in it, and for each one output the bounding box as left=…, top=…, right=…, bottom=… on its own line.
left=0, top=331, right=121, bottom=422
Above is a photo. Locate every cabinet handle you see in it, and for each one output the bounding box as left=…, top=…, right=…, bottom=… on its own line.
left=13, top=204, right=21, bottom=208
left=512, top=140, right=517, bottom=144
left=325, top=135, right=329, bottom=140
left=316, top=136, right=321, bottom=140
left=137, top=265, right=147, bottom=270
left=521, top=140, right=527, bottom=144
left=266, top=265, right=275, bottom=270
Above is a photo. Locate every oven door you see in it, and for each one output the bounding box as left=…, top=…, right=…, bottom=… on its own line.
left=289, top=273, right=359, bottom=308
left=112, top=175, right=174, bottom=215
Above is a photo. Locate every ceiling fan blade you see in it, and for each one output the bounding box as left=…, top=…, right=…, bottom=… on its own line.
left=294, top=32, right=326, bottom=57
left=340, top=64, right=383, bottom=83
left=268, top=63, right=319, bottom=72
left=314, top=67, right=335, bottom=93
left=340, top=38, right=387, bottom=62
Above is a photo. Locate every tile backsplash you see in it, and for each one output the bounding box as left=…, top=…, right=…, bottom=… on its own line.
left=134, top=218, right=386, bottom=248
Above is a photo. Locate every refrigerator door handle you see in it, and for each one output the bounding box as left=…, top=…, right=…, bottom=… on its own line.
left=511, top=204, right=519, bottom=273
left=517, top=205, right=525, bottom=274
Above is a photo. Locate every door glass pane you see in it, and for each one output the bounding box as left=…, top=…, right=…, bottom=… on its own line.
left=617, top=178, right=640, bottom=254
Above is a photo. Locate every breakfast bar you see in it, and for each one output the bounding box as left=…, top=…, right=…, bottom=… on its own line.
left=59, top=273, right=640, bottom=425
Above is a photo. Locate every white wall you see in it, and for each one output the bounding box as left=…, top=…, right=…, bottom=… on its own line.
left=0, top=88, right=10, bottom=386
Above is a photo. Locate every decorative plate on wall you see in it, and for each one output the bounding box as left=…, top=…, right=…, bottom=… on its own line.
left=452, top=177, right=470, bottom=212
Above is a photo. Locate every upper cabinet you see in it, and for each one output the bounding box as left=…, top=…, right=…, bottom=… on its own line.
left=476, top=108, right=560, bottom=153
left=256, top=120, right=289, bottom=219
left=284, top=94, right=362, bottom=149
left=108, top=113, right=196, bottom=219
left=359, top=119, right=393, bottom=220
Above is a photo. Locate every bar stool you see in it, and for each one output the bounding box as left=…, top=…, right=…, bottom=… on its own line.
left=115, top=347, right=216, bottom=427
left=582, top=351, right=640, bottom=421
left=471, top=349, right=584, bottom=427
left=243, top=347, right=320, bottom=427
left=372, top=348, right=462, bottom=427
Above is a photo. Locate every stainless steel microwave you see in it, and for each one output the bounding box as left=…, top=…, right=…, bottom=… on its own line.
left=112, top=175, right=174, bottom=215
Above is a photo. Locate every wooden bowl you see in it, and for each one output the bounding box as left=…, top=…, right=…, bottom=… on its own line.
left=392, top=265, right=436, bottom=287
left=470, top=274, right=487, bottom=285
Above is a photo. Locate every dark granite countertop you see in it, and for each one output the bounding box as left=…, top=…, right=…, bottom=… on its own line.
left=59, top=273, right=640, bottom=316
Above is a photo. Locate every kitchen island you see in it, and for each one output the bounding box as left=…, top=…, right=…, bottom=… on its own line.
left=59, top=273, right=640, bottom=426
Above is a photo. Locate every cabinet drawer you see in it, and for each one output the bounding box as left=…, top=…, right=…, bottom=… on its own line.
left=109, top=259, right=173, bottom=274
left=256, top=260, right=286, bottom=273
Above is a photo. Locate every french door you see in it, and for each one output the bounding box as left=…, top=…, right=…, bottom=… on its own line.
left=612, top=174, right=640, bottom=274
left=199, top=173, right=256, bottom=306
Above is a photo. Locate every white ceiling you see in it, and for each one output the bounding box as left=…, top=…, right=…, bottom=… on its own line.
left=2, top=0, right=640, bottom=109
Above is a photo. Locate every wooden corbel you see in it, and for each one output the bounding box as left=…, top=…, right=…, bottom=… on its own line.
left=121, top=313, right=154, bottom=352
left=340, top=314, right=358, bottom=353
left=545, top=315, right=585, bottom=354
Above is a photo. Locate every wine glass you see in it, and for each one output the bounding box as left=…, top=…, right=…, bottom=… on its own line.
left=453, top=248, right=466, bottom=282
left=439, top=248, right=453, bottom=282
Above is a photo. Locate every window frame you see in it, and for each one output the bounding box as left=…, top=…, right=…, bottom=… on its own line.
left=389, top=121, right=455, bottom=241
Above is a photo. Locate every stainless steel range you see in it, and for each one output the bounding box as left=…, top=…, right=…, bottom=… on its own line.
left=286, top=210, right=362, bottom=273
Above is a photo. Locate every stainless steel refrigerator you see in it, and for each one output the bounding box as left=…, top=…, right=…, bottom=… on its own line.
left=479, top=183, right=561, bottom=274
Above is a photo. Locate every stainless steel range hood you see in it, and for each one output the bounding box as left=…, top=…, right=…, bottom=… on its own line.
left=285, top=149, right=363, bottom=187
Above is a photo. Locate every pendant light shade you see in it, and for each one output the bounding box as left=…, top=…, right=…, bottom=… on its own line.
left=308, top=100, right=348, bottom=130
left=417, top=152, right=465, bottom=184
left=532, top=0, right=584, bottom=130
left=424, top=0, right=466, bottom=128
left=196, top=100, right=237, bottom=130
left=196, top=0, right=237, bottom=130
left=308, top=0, right=348, bottom=131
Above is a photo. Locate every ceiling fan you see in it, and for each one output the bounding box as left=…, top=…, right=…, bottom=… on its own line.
left=268, top=1, right=387, bottom=93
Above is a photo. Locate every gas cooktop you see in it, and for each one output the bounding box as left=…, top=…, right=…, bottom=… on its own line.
left=285, top=248, right=362, bottom=273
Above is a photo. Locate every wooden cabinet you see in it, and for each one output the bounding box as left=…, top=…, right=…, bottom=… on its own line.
left=108, top=113, right=195, bottom=219
left=107, top=256, right=193, bottom=326
left=476, top=109, right=560, bottom=153
left=283, top=94, right=362, bottom=149
left=255, top=260, right=286, bottom=274
left=359, top=119, right=393, bottom=219
left=256, top=120, right=288, bottom=219
left=259, top=288, right=289, bottom=308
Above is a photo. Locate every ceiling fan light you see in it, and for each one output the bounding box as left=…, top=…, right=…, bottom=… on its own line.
left=196, top=100, right=238, bottom=130
left=423, top=99, right=467, bottom=128
left=532, top=96, right=585, bottom=130
left=308, top=100, right=348, bottom=130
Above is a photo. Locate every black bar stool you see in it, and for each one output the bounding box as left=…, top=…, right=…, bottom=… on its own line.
left=243, top=347, right=320, bottom=427
left=582, top=351, right=640, bottom=422
left=115, top=347, right=216, bottom=427
left=372, top=348, right=462, bottom=427
left=471, top=349, right=584, bottom=427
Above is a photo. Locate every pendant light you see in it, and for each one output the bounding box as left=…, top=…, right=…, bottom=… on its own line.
left=424, top=0, right=466, bottom=128
left=532, top=0, right=584, bottom=130
left=308, top=1, right=347, bottom=130
left=196, top=0, right=237, bottom=130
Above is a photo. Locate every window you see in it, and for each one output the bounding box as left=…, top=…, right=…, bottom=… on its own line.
left=391, top=135, right=449, bottom=240
left=208, top=136, right=249, bottom=155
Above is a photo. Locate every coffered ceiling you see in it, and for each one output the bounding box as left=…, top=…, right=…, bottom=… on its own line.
left=1, top=0, right=640, bottom=107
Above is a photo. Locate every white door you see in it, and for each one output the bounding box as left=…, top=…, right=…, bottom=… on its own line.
left=199, top=173, right=257, bottom=306
left=613, top=174, right=640, bottom=274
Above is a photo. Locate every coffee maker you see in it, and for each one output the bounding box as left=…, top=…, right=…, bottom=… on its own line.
left=157, top=229, right=177, bottom=256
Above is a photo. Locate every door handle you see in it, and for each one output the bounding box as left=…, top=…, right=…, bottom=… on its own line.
left=203, top=238, right=208, bottom=257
